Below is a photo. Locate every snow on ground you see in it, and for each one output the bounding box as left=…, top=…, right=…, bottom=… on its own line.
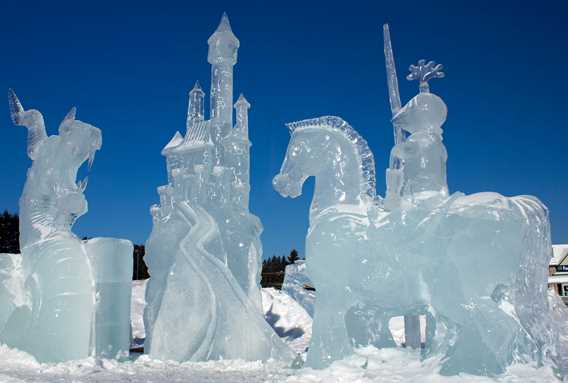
left=130, top=279, right=147, bottom=342
left=261, top=287, right=312, bottom=354
left=0, top=343, right=560, bottom=382
left=0, top=281, right=563, bottom=382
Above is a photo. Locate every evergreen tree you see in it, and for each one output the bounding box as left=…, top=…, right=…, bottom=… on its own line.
left=287, top=249, right=300, bottom=264
left=132, top=244, right=150, bottom=280
left=0, top=211, right=19, bottom=254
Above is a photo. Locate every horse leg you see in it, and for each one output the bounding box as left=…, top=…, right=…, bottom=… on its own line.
left=375, top=311, right=397, bottom=348
left=439, top=297, right=519, bottom=376
left=307, top=289, right=352, bottom=369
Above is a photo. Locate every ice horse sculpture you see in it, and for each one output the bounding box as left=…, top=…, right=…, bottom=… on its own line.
left=144, top=13, right=293, bottom=362
left=0, top=91, right=133, bottom=362
left=273, top=25, right=568, bottom=376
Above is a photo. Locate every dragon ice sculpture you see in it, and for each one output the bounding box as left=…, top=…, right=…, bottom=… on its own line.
left=0, top=91, right=133, bottom=362
left=273, top=26, right=568, bottom=376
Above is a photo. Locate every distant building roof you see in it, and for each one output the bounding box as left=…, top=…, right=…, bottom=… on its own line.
left=551, top=244, right=568, bottom=266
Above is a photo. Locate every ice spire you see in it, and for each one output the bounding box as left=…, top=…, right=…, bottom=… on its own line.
left=234, top=93, right=250, bottom=137
left=383, top=24, right=402, bottom=119
left=207, top=12, right=240, bottom=66
left=188, top=81, right=205, bottom=123
left=208, top=12, right=239, bottom=153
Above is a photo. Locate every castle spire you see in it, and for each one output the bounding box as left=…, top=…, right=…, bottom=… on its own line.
left=208, top=12, right=239, bottom=163
left=187, top=80, right=205, bottom=124
left=207, top=12, right=240, bottom=66
left=234, top=93, right=250, bottom=137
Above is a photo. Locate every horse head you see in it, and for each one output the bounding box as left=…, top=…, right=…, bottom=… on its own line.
left=273, top=116, right=377, bottom=218
left=272, top=125, right=326, bottom=199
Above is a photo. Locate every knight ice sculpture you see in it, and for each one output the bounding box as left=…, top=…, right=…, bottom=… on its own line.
left=144, top=13, right=292, bottom=362
left=0, top=91, right=133, bottom=362
left=273, top=25, right=568, bottom=376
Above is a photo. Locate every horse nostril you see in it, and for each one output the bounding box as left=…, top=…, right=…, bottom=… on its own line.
left=272, top=175, right=281, bottom=185
left=273, top=174, right=288, bottom=189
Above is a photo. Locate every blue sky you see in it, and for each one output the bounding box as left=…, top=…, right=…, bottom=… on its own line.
left=0, top=0, right=566, bottom=258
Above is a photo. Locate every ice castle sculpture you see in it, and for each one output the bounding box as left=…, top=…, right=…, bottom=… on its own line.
left=273, top=25, right=568, bottom=376
left=144, top=13, right=293, bottom=362
left=0, top=91, right=133, bottom=362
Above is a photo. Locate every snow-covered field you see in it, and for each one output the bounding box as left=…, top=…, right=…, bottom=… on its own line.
left=0, top=281, right=562, bottom=382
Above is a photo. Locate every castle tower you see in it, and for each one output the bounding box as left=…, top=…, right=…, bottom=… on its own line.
left=235, top=93, right=250, bottom=137
left=208, top=12, right=239, bottom=164
left=222, top=93, right=251, bottom=207
left=187, top=81, right=205, bottom=125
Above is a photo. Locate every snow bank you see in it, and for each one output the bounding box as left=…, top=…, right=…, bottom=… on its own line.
left=261, top=287, right=312, bottom=354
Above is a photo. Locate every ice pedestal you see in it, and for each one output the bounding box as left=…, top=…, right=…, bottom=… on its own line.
left=0, top=254, right=26, bottom=342
left=0, top=239, right=133, bottom=363
left=85, top=238, right=133, bottom=359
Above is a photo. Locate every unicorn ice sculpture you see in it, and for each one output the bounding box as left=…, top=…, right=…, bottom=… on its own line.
left=144, top=14, right=293, bottom=362
left=0, top=91, right=133, bottom=362
left=273, top=25, right=568, bottom=376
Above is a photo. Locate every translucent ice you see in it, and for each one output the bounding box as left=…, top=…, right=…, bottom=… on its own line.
left=1, top=91, right=133, bottom=362
left=273, top=26, right=567, bottom=376
left=0, top=254, right=26, bottom=343
left=144, top=13, right=292, bottom=362
left=282, top=260, right=315, bottom=317
left=85, top=238, right=133, bottom=359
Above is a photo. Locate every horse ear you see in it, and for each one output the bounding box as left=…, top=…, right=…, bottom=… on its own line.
left=63, top=106, right=77, bottom=122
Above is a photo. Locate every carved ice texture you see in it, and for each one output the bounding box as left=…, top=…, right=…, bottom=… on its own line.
left=144, top=14, right=293, bottom=362
left=0, top=91, right=133, bottom=362
left=283, top=261, right=315, bottom=317
left=273, top=26, right=568, bottom=376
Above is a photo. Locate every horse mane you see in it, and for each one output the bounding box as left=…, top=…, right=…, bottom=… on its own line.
left=286, top=116, right=377, bottom=201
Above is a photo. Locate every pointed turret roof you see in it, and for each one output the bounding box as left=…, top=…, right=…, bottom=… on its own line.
left=208, top=12, right=239, bottom=43
left=161, top=131, right=183, bottom=156
left=207, top=12, right=240, bottom=65
left=234, top=93, right=250, bottom=109
left=190, top=80, right=204, bottom=95
left=216, top=12, right=232, bottom=32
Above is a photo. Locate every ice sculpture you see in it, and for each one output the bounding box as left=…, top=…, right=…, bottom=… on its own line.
left=283, top=261, right=316, bottom=317
left=0, top=91, right=133, bottom=362
left=144, top=13, right=293, bottom=362
left=273, top=25, right=567, bottom=376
